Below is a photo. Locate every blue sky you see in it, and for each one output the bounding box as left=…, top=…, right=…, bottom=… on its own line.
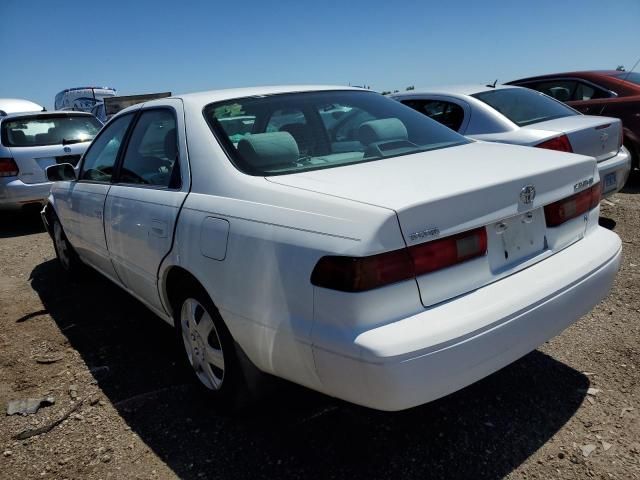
left=2, top=0, right=639, bottom=109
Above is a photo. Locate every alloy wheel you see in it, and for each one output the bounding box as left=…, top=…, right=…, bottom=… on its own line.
left=180, top=297, right=225, bottom=390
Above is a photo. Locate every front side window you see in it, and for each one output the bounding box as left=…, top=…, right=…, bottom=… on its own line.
left=203, top=90, right=469, bottom=176
left=401, top=100, right=465, bottom=131
left=1, top=114, right=102, bottom=147
left=118, top=109, right=179, bottom=187
left=472, top=88, right=577, bottom=127
left=80, top=113, right=134, bottom=182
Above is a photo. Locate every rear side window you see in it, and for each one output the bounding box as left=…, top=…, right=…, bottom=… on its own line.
left=472, top=88, right=576, bottom=127
left=401, top=100, right=465, bottom=131
left=1, top=114, right=102, bottom=147
left=80, top=114, right=134, bottom=182
left=118, top=109, right=179, bottom=188
left=525, top=80, right=577, bottom=102
left=574, top=81, right=610, bottom=100
left=204, top=90, right=469, bottom=176
left=520, top=80, right=611, bottom=102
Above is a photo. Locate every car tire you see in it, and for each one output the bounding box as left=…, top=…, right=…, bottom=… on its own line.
left=51, top=215, right=83, bottom=277
left=174, top=286, right=251, bottom=410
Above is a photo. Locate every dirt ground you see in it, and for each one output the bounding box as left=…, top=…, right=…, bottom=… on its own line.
left=0, top=173, right=639, bottom=480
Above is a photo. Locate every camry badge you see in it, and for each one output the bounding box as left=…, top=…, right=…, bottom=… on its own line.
left=519, top=185, right=536, bottom=205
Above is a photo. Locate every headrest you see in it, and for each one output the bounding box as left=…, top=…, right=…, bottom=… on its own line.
left=358, top=118, right=408, bottom=145
left=237, top=132, right=299, bottom=168
left=9, top=130, right=26, bottom=145
left=164, top=128, right=177, bottom=161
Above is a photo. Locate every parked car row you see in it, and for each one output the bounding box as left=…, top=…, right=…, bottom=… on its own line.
left=39, top=84, right=621, bottom=411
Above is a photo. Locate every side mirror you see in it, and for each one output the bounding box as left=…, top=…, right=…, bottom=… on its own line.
left=46, top=163, right=77, bottom=182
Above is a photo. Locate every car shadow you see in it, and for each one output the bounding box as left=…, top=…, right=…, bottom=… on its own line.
left=599, top=216, right=617, bottom=230
left=30, top=259, right=588, bottom=480
left=621, top=168, right=640, bottom=194
left=0, top=208, right=46, bottom=238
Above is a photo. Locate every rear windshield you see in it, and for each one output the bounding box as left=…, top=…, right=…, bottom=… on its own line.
left=203, top=90, right=469, bottom=176
left=1, top=114, right=102, bottom=147
left=472, top=88, right=576, bottom=127
left=611, top=71, right=640, bottom=86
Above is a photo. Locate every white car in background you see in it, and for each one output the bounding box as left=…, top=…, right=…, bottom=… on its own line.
left=393, top=85, right=631, bottom=198
left=0, top=111, right=102, bottom=210
left=42, top=86, right=620, bottom=411
left=0, top=98, right=45, bottom=116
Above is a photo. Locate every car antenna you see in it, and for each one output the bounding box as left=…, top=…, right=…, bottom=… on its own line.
left=622, top=57, right=640, bottom=83
left=486, top=79, right=498, bottom=88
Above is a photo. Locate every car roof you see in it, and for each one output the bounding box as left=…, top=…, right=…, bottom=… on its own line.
left=114, top=85, right=368, bottom=116
left=0, top=98, right=45, bottom=115
left=393, top=84, right=522, bottom=98
left=509, top=70, right=623, bottom=82
left=0, top=110, right=95, bottom=121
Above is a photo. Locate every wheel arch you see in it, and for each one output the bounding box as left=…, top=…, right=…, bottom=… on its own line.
left=162, top=265, right=213, bottom=321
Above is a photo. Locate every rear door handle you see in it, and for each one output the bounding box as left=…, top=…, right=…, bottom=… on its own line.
left=150, top=219, right=168, bottom=238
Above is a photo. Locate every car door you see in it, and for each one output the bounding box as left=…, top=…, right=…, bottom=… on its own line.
left=58, top=112, right=137, bottom=283
left=104, top=100, right=189, bottom=313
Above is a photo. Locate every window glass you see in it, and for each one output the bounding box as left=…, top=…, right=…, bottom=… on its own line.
left=119, top=109, right=178, bottom=187
left=472, top=88, right=577, bottom=127
left=265, top=108, right=317, bottom=156
left=526, top=80, right=577, bottom=102
left=402, top=100, right=465, bottom=131
left=573, top=82, right=609, bottom=101
left=1, top=114, right=102, bottom=147
left=612, top=71, right=640, bottom=86
left=203, top=90, right=468, bottom=176
left=80, top=114, right=134, bottom=182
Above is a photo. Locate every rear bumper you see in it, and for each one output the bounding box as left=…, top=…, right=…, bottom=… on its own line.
left=0, top=177, right=52, bottom=210
left=312, top=227, right=621, bottom=411
left=598, top=146, right=631, bottom=198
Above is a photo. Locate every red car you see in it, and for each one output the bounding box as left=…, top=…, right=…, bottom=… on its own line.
left=507, top=71, right=640, bottom=170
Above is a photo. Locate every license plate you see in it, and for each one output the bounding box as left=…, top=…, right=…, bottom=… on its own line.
left=603, top=172, right=617, bottom=192
left=490, top=209, right=546, bottom=270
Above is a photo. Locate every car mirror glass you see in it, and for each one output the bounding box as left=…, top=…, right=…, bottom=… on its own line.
left=46, top=163, right=77, bottom=182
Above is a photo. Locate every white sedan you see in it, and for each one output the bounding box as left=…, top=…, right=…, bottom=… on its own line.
left=42, top=86, right=621, bottom=411
left=392, top=85, right=631, bottom=198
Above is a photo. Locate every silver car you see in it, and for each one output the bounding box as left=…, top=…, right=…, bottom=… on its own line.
left=0, top=111, right=102, bottom=210
left=393, top=85, right=631, bottom=198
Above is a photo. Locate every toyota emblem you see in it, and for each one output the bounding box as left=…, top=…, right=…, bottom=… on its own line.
left=519, top=185, right=536, bottom=205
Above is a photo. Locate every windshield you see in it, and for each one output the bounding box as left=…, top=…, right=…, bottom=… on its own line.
left=472, top=88, right=577, bottom=127
left=612, top=71, right=640, bottom=86
left=1, top=114, right=102, bottom=147
left=204, top=90, right=469, bottom=176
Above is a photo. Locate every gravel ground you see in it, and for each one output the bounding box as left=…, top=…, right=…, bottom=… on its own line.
left=0, top=173, right=639, bottom=480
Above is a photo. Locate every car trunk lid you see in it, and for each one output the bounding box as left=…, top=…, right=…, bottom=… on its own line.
left=523, top=115, right=622, bottom=162
left=269, top=142, right=598, bottom=306
left=9, top=143, right=87, bottom=184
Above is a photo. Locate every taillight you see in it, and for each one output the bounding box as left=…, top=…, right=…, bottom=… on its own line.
left=311, top=227, right=487, bottom=292
left=0, top=158, right=19, bottom=177
left=408, top=227, right=487, bottom=276
left=535, top=134, right=573, bottom=153
left=544, top=183, right=601, bottom=227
